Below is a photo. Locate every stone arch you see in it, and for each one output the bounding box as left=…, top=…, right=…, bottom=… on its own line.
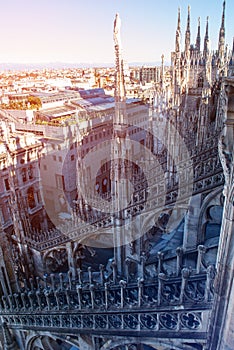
left=43, top=245, right=67, bottom=262
left=141, top=204, right=187, bottom=237
left=100, top=338, right=187, bottom=350
left=25, top=333, right=79, bottom=350
left=42, top=246, right=68, bottom=273
left=197, top=186, right=224, bottom=244
left=25, top=334, right=44, bottom=350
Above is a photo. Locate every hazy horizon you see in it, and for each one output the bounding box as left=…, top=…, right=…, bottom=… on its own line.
left=0, top=1, right=232, bottom=65
left=0, top=61, right=172, bottom=72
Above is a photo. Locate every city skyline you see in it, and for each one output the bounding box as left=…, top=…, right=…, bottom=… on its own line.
left=0, top=0, right=233, bottom=65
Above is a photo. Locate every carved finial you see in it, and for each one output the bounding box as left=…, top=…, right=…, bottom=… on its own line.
left=177, top=7, right=181, bottom=30
left=218, top=0, right=226, bottom=59
left=204, top=16, right=210, bottom=55
left=206, top=16, right=209, bottom=35
left=222, top=0, right=226, bottom=28
left=196, top=17, right=201, bottom=52
left=113, top=13, right=126, bottom=107
left=114, top=13, right=121, bottom=47
left=187, top=5, right=191, bottom=31
left=175, top=8, right=181, bottom=53
left=185, top=5, right=191, bottom=57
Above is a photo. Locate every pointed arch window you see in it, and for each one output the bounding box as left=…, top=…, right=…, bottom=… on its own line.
left=22, top=168, right=27, bottom=182
left=28, top=165, right=33, bottom=180
left=198, top=76, right=204, bottom=88
left=27, top=187, right=36, bottom=209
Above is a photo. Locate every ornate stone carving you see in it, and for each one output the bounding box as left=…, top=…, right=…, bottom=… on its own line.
left=44, top=248, right=68, bottom=273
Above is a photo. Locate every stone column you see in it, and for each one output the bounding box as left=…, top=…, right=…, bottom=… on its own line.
left=183, top=194, right=202, bottom=250
left=66, top=242, right=76, bottom=279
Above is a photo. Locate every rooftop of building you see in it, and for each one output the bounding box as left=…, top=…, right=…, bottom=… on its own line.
left=30, top=90, right=81, bottom=102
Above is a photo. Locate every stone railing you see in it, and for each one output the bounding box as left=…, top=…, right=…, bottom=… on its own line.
left=0, top=263, right=215, bottom=338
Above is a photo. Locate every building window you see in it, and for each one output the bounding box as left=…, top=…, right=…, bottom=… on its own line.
left=55, top=174, right=65, bottom=190
left=95, top=182, right=100, bottom=193
left=5, top=204, right=11, bottom=223
left=4, top=179, right=10, bottom=191
left=53, top=155, right=56, bottom=161
left=43, top=164, right=47, bottom=171
left=0, top=208, right=4, bottom=224
left=102, top=178, right=108, bottom=193
left=71, top=154, right=75, bottom=161
left=59, top=156, right=62, bottom=162
left=36, top=191, right=41, bottom=204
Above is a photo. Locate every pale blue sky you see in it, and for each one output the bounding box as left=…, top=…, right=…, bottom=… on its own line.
left=0, top=0, right=233, bottom=64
